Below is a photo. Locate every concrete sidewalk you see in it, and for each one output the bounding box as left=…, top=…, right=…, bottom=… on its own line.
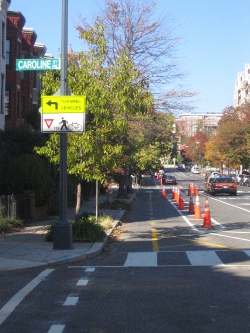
left=0, top=186, right=136, bottom=271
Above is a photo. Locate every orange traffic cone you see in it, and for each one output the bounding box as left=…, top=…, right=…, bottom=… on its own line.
left=162, top=188, right=166, bottom=198
left=194, top=186, right=199, bottom=196
left=176, top=187, right=179, bottom=203
left=194, top=195, right=202, bottom=219
left=203, top=197, right=212, bottom=228
left=188, top=195, right=195, bottom=213
left=172, top=186, right=175, bottom=199
left=179, top=190, right=184, bottom=210
left=190, top=183, right=195, bottom=195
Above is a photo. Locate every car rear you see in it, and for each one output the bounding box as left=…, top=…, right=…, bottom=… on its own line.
left=211, top=177, right=237, bottom=196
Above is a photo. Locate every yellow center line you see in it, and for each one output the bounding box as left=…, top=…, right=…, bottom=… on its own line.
left=151, top=228, right=159, bottom=252
left=158, top=235, right=235, bottom=250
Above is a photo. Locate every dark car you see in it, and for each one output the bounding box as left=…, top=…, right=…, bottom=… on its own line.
left=205, top=176, right=237, bottom=196
left=163, top=174, right=177, bottom=185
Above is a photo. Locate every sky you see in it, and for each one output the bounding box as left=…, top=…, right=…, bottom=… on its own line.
left=8, top=0, right=250, bottom=116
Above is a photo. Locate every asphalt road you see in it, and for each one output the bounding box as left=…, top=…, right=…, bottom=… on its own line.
left=1, top=169, right=250, bottom=332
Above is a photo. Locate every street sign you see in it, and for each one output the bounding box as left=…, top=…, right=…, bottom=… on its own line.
left=16, top=58, right=61, bottom=71
left=41, top=95, right=86, bottom=133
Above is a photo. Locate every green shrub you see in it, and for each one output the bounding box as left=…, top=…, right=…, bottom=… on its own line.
left=71, top=218, right=105, bottom=242
left=46, top=214, right=106, bottom=242
left=0, top=217, right=23, bottom=234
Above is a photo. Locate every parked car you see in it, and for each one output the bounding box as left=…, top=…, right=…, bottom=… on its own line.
left=244, top=177, right=250, bottom=187
left=204, top=176, right=237, bottom=196
left=191, top=166, right=199, bottom=173
left=193, top=168, right=200, bottom=174
left=163, top=174, right=177, bottom=185
left=207, top=171, right=220, bottom=179
left=239, top=175, right=250, bottom=186
left=236, top=174, right=244, bottom=184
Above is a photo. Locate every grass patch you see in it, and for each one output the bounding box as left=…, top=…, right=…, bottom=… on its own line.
left=99, top=199, right=131, bottom=210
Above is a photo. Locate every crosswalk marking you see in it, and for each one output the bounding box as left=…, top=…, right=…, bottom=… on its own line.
left=124, top=252, right=157, bottom=266
left=68, top=250, right=250, bottom=269
left=186, top=250, right=223, bottom=266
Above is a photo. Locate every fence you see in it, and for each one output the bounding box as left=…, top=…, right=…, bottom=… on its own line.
left=0, top=192, right=48, bottom=223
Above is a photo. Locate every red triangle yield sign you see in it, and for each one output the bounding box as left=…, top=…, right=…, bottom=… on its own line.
left=44, top=119, right=54, bottom=129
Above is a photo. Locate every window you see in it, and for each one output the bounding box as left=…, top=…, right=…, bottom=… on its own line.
left=5, top=90, right=10, bottom=116
left=2, top=22, right=5, bottom=58
left=1, top=74, right=4, bottom=113
left=6, top=40, right=10, bottom=65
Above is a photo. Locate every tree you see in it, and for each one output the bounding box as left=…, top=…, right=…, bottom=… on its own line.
left=205, top=106, right=250, bottom=171
left=76, top=0, right=196, bottom=113
left=184, top=131, right=208, bottom=165
left=36, top=20, right=152, bottom=215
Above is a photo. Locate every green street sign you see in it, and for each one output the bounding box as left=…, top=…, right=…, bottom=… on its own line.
left=16, top=58, right=61, bottom=71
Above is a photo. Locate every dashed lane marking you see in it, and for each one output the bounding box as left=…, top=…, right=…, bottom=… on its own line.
left=0, top=269, right=54, bottom=327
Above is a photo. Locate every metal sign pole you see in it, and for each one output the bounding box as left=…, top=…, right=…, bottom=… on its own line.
left=53, top=0, right=72, bottom=249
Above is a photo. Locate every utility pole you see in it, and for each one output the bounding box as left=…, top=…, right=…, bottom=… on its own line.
left=53, top=0, right=73, bottom=249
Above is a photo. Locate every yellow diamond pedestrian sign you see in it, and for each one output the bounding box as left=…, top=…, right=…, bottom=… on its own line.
left=41, top=96, right=86, bottom=133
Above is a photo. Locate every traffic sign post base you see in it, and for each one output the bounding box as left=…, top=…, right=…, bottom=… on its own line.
left=53, top=223, right=73, bottom=250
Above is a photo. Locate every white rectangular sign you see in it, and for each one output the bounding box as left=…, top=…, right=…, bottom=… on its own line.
left=42, top=113, right=85, bottom=133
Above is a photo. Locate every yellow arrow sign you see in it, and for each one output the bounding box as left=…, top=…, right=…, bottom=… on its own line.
left=42, top=96, right=86, bottom=114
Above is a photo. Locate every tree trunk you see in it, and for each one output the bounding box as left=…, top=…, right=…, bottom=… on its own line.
left=117, top=175, right=129, bottom=198
left=75, top=181, right=82, bottom=219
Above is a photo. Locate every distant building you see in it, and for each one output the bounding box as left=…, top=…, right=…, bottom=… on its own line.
left=0, top=0, right=11, bottom=130
left=174, top=112, right=223, bottom=152
left=175, top=113, right=223, bottom=137
left=234, top=64, right=250, bottom=107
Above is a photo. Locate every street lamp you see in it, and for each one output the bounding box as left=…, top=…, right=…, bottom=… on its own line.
left=53, top=0, right=73, bottom=250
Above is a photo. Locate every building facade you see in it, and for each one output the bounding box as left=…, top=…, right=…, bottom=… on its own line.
left=175, top=113, right=223, bottom=138
left=234, top=64, right=250, bottom=107
left=5, top=11, right=51, bottom=132
left=6, top=11, right=38, bottom=131
left=0, top=0, right=11, bottom=130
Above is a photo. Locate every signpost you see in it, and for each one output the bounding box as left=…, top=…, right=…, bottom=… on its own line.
left=41, top=95, right=86, bottom=133
left=16, top=58, right=61, bottom=71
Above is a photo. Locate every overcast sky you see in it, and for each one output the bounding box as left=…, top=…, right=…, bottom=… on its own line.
left=8, top=0, right=250, bottom=115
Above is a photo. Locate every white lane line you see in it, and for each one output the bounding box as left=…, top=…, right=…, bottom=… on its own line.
left=85, top=267, right=95, bottom=272
left=203, top=195, right=250, bottom=213
left=243, top=250, right=250, bottom=257
left=48, top=325, right=65, bottom=333
left=76, top=279, right=89, bottom=286
left=168, top=198, right=201, bottom=233
left=63, top=296, right=79, bottom=306
left=211, top=217, right=225, bottom=228
left=124, top=252, right=157, bottom=266
left=186, top=251, right=223, bottom=266
left=211, top=233, right=250, bottom=243
left=0, top=269, right=54, bottom=326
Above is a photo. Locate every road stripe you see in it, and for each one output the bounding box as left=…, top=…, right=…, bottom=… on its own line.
left=85, top=268, right=95, bottom=272
left=0, top=269, right=54, bottom=326
left=212, top=233, right=250, bottom=243
left=243, top=250, right=250, bottom=257
left=151, top=228, right=159, bottom=252
left=124, top=252, right=157, bottom=266
left=48, top=325, right=65, bottom=333
left=186, top=251, right=223, bottom=266
left=76, top=279, right=89, bottom=286
left=168, top=198, right=201, bottom=233
left=63, top=296, right=79, bottom=306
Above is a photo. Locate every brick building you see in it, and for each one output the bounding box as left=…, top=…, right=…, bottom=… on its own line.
left=174, top=112, right=223, bottom=152
left=0, top=0, right=11, bottom=130
left=5, top=11, right=38, bottom=131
